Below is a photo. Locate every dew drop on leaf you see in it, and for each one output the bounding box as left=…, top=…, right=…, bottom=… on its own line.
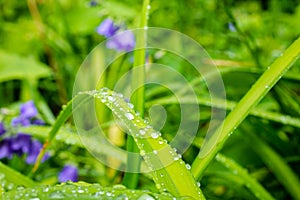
left=125, top=113, right=134, bottom=120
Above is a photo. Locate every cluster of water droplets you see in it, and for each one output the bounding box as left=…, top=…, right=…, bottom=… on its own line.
left=0, top=173, right=16, bottom=193
left=2, top=182, right=176, bottom=200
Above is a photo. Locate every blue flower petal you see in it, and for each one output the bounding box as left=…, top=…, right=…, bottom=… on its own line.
left=0, top=122, right=6, bottom=136
left=20, top=101, right=38, bottom=118
left=96, top=18, right=119, bottom=38
left=106, top=31, right=135, bottom=52
left=58, top=165, right=78, bottom=182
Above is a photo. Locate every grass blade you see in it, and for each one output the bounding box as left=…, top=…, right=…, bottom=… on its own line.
left=87, top=88, right=205, bottom=199
left=191, top=37, right=300, bottom=178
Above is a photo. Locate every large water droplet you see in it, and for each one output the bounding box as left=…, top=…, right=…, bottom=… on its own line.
left=125, top=113, right=134, bottom=120
left=107, top=96, right=115, bottom=102
left=113, top=184, right=127, bottom=190
left=139, top=129, right=146, bottom=135
left=138, top=194, right=155, bottom=200
left=128, top=103, right=134, bottom=109
left=151, top=132, right=159, bottom=139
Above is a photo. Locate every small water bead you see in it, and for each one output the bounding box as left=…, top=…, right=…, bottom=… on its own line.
left=185, top=164, right=191, bottom=170
left=125, top=113, right=134, bottom=120
left=106, top=192, right=112, bottom=197
left=173, top=156, right=180, bottom=161
left=147, top=5, right=151, bottom=10
left=139, top=129, right=146, bottom=135
left=197, top=182, right=201, bottom=187
left=140, top=150, right=146, bottom=156
left=77, top=189, right=85, bottom=193
left=117, top=93, right=124, bottom=98
left=144, top=26, right=148, bottom=30
left=158, top=140, right=164, bottom=145
left=153, top=150, right=158, bottom=155
left=151, top=132, right=159, bottom=139
left=128, top=103, right=134, bottom=109
left=101, top=99, right=107, bottom=103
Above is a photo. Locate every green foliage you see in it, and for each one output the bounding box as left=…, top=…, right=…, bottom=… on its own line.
left=2, top=182, right=176, bottom=200
left=0, top=0, right=300, bottom=199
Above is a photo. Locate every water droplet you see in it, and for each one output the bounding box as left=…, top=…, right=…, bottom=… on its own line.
left=107, top=96, right=115, bottom=101
left=197, top=182, right=201, bottom=187
left=174, top=156, right=180, bottom=161
left=139, top=129, right=146, bottom=135
left=125, top=113, right=134, bottom=120
left=49, top=191, right=65, bottom=198
left=113, top=185, right=127, bottom=190
left=151, top=132, right=159, bottom=139
left=153, top=150, right=158, bottom=155
left=42, top=186, right=50, bottom=193
left=128, top=103, right=134, bottom=109
left=147, top=5, right=151, bottom=10
left=185, top=164, right=191, bottom=170
left=140, top=150, right=146, bottom=156
left=106, top=192, right=112, bottom=197
left=158, top=140, right=164, bottom=145
left=144, top=26, right=148, bottom=30
left=77, top=189, right=84, bottom=193
left=138, top=194, right=155, bottom=200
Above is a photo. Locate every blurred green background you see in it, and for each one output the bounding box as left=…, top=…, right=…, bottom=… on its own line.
left=0, top=0, right=300, bottom=199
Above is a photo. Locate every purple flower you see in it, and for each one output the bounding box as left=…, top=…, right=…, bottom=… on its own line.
left=89, top=0, right=97, bottom=6
left=32, top=119, right=45, bottom=125
left=20, top=101, right=38, bottom=118
left=0, top=122, right=6, bottom=136
left=58, top=165, right=78, bottom=182
left=106, top=31, right=135, bottom=52
left=0, top=138, right=13, bottom=159
left=11, top=101, right=44, bottom=127
left=25, top=140, right=49, bottom=164
left=96, top=18, right=119, bottom=37
left=11, top=133, right=32, bottom=154
left=11, top=116, right=31, bottom=127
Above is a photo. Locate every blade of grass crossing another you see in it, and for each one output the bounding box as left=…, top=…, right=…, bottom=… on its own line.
left=87, top=88, right=205, bottom=199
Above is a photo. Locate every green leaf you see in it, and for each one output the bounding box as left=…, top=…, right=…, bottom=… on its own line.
left=0, top=162, right=37, bottom=189
left=86, top=88, right=205, bottom=199
left=0, top=50, right=51, bottom=82
left=2, top=182, right=175, bottom=200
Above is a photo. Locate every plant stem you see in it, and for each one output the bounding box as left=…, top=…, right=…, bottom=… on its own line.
left=122, top=0, right=150, bottom=189
left=191, top=37, right=300, bottom=179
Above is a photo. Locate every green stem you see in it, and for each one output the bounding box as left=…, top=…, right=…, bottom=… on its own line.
left=191, top=37, right=300, bottom=179
left=122, top=0, right=150, bottom=189
left=216, top=154, right=275, bottom=200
